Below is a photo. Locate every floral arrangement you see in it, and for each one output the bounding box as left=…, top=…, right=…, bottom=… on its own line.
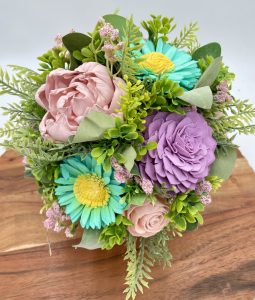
left=1, top=13, right=255, bottom=299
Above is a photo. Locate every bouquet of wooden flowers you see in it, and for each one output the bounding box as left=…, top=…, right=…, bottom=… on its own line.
left=1, top=13, right=254, bottom=300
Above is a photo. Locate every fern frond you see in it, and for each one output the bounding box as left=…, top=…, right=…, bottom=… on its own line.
left=172, top=22, right=199, bottom=51
left=116, top=16, right=143, bottom=81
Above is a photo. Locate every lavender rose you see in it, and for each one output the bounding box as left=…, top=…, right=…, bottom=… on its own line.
left=36, top=62, right=124, bottom=142
left=138, top=111, right=217, bottom=193
left=125, top=200, right=169, bottom=238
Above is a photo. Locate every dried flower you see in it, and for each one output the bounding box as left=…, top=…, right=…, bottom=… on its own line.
left=111, top=157, right=132, bottom=183
left=65, top=227, right=74, bottom=238
left=195, top=180, right=212, bottom=195
left=99, top=22, right=119, bottom=41
left=200, top=194, right=212, bottom=205
left=214, top=80, right=233, bottom=103
left=43, top=202, right=70, bottom=232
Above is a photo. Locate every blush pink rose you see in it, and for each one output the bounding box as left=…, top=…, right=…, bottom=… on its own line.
left=35, top=62, right=125, bottom=142
left=125, top=200, right=169, bottom=238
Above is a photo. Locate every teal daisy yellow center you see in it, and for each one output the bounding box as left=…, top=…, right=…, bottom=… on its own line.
left=73, top=174, right=109, bottom=208
left=55, top=154, right=126, bottom=229
left=138, top=52, right=175, bottom=74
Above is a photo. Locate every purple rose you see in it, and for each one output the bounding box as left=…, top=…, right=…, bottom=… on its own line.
left=138, top=111, right=217, bottom=193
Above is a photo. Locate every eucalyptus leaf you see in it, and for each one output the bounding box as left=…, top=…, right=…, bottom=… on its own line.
left=209, top=146, right=237, bottom=180
left=178, top=86, right=213, bottom=109
left=62, top=32, right=91, bottom=69
left=73, top=229, right=103, bottom=250
left=121, top=145, right=137, bottom=171
left=192, top=42, right=221, bottom=60
left=195, top=57, right=222, bottom=88
left=72, top=111, right=115, bottom=143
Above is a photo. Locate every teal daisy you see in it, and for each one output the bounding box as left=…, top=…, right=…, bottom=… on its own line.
left=134, top=38, right=201, bottom=90
left=55, top=154, right=125, bottom=229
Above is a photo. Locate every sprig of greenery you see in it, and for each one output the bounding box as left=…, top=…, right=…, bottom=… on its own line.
left=145, top=228, right=172, bottom=268
left=99, top=215, right=132, bottom=250
left=198, top=56, right=235, bottom=89
left=124, top=230, right=172, bottom=300
left=36, top=47, right=69, bottom=82
left=172, top=22, right=199, bottom=52
left=141, top=15, right=176, bottom=45
left=167, top=192, right=205, bottom=232
left=124, top=235, right=152, bottom=300
left=0, top=66, right=39, bottom=100
left=115, top=16, right=143, bottom=81
left=201, top=97, right=255, bottom=147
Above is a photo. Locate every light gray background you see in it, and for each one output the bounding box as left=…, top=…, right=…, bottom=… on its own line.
left=0, top=0, right=255, bottom=168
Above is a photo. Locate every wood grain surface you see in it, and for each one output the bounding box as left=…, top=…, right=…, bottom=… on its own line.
left=0, top=150, right=255, bottom=300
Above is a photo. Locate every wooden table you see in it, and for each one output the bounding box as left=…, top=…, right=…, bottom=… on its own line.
left=0, top=150, right=255, bottom=300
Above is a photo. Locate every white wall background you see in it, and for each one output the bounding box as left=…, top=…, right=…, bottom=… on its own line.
left=0, top=0, right=255, bottom=169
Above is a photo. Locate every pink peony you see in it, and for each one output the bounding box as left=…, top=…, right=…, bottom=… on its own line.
left=36, top=62, right=125, bottom=142
left=125, top=200, right=169, bottom=238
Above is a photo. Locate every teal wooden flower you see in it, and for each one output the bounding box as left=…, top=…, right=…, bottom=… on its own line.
left=134, top=39, right=201, bottom=90
left=55, top=155, right=125, bottom=229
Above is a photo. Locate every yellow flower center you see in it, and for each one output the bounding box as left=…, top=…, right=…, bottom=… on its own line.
left=73, top=174, right=109, bottom=208
left=138, top=52, right=175, bottom=74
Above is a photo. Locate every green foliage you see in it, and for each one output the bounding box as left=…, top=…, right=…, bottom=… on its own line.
left=37, top=47, right=68, bottom=81
left=172, top=22, right=199, bottom=52
left=122, top=180, right=156, bottom=208
left=62, top=32, right=92, bottom=69
left=197, top=56, right=255, bottom=146
left=209, top=146, right=237, bottom=180
left=148, top=77, right=186, bottom=113
left=201, top=97, right=255, bottom=147
left=141, top=15, right=176, bottom=44
left=198, top=56, right=235, bottom=89
left=72, top=111, right=116, bottom=143
left=196, top=57, right=222, bottom=88
left=116, top=16, right=143, bottom=81
left=179, top=86, right=213, bottom=109
left=74, top=229, right=102, bottom=250
left=0, top=66, right=40, bottom=99
left=124, top=230, right=172, bottom=300
left=206, top=176, right=223, bottom=192
left=167, top=192, right=205, bottom=231
left=99, top=215, right=132, bottom=250
left=71, top=28, right=106, bottom=66
left=192, top=42, right=221, bottom=60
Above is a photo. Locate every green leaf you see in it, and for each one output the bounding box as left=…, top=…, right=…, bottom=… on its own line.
left=178, top=86, right=213, bottom=109
left=195, top=57, right=222, bottom=88
left=174, top=215, right=187, bottom=231
left=72, top=111, right=115, bottom=143
left=130, top=193, right=147, bottom=206
left=176, top=201, right=184, bottom=213
left=209, top=146, right=237, bottom=180
left=130, top=164, right=140, bottom=176
left=73, top=229, right=102, bottom=250
left=91, top=147, right=105, bottom=158
left=146, top=141, right=157, bottom=150
left=103, top=14, right=142, bottom=38
left=62, top=32, right=91, bottom=69
left=121, top=145, right=137, bottom=171
left=192, top=42, right=221, bottom=60
left=186, top=221, right=198, bottom=231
